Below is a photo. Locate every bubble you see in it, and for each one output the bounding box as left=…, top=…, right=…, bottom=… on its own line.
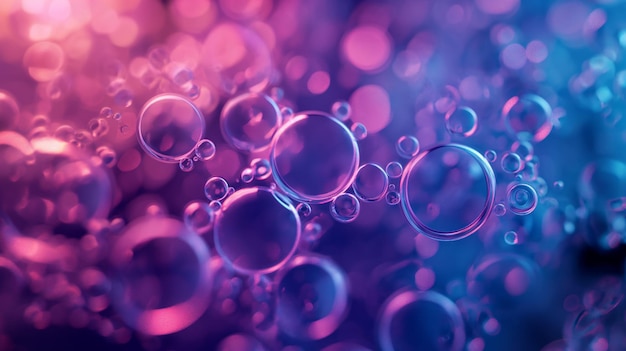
left=275, top=254, right=348, bottom=340
left=138, top=94, right=205, bottom=162
left=217, top=334, right=268, bottom=351
left=396, top=136, right=420, bottom=159
left=378, top=290, right=465, bottom=351
left=400, top=144, right=496, bottom=241
left=504, top=231, right=519, bottom=245
left=501, top=152, right=524, bottom=173
left=54, top=125, right=75, bottom=142
left=507, top=183, right=538, bottom=215
left=214, top=187, right=300, bottom=274
left=554, top=180, right=565, bottom=190
left=511, top=141, right=534, bottom=162
left=23, top=41, right=65, bottom=82
left=353, top=163, right=389, bottom=202
left=386, top=190, right=401, bottom=206
left=194, top=139, right=216, bottom=161
left=493, top=203, right=507, bottom=217
left=201, top=23, right=272, bottom=93
left=445, top=106, right=478, bottom=137
left=113, top=112, right=122, bottom=121
left=96, top=146, right=117, bottom=168
left=330, top=193, right=361, bottom=223
left=88, top=118, right=109, bottom=138
left=0, top=91, right=19, bottom=131
left=484, top=150, right=497, bottom=163
left=204, top=177, right=229, bottom=201
left=250, top=158, right=272, bottom=180
left=386, top=162, right=403, bottom=179
left=109, top=216, right=212, bottom=335
left=332, top=101, right=352, bottom=122
left=100, top=107, right=113, bottom=119
left=220, top=93, right=282, bottom=152
left=183, top=201, right=214, bottom=235
left=280, top=107, right=294, bottom=120
left=179, top=158, right=194, bottom=172
left=502, top=94, right=553, bottom=142
left=351, top=123, right=368, bottom=140
left=241, top=168, right=254, bottom=183
left=0, top=134, right=112, bottom=236
left=270, top=112, right=360, bottom=203
left=296, top=203, right=312, bottom=218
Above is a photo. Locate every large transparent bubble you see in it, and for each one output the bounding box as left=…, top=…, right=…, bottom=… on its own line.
left=270, top=112, right=360, bottom=203
left=138, top=94, right=205, bottom=162
left=109, top=216, right=212, bottom=336
left=400, top=144, right=495, bottom=241
left=378, top=290, right=465, bottom=351
left=274, top=254, right=348, bottom=340
left=0, top=133, right=111, bottom=236
left=214, top=187, right=300, bottom=275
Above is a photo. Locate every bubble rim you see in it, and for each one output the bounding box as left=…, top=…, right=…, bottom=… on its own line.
left=270, top=111, right=360, bottom=204
left=137, top=93, right=205, bottom=163
left=352, top=163, right=390, bottom=202
left=506, top=182, right=538, bottom=216
left=400, top=143, right=496, bottom=241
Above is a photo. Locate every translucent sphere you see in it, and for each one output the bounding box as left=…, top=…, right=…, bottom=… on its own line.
left=23, top=41, right=65, bottom=82
left=110, top=216, right=212, bottom=335
left=511, top=141, right=534, bottom=161
left=270, top=112, right=360, bottom=203
left=220, top=93, right=282, bottom=152
left=504, top=231, right=519, bottom=245
left=194, top=139, right=216, bottom=161
left=507, top=183, right=538, bottom=215
left=214, top=187, right=300, bottom=274
left=204, top=177, right=229, bottom=202
left=400, top=144, right=496, bottom=240
left=502, top=94, right=553, bottom=142
left=179, top=158, right=194, bottom=172
left=0, top=134, right=111, bottom=236
left=353, top=163, right=389, bottom=202
left=484, top=149, right=497, bottom=163
left=250, top=158, right=272, bottom=180
left=331, top=101, right=352, bottom=121
left=386, top=190, right=401, bottom=205
left=201, top=23, right=272, bottom=93
left=330, top=193, right=361, bottom=223
left=138, top=94, right=205, bottom=162
left=217, top=334, right=268, bottom=351
left=351, top=123, right=368, bottom=140
left=296, top=203, right=312, bottom=217
left=493, top=203, right=507, bottom=217
left=275, top=254, right=348, bottom=340
left=396, top=135, right=420, bottom=159
left=0, top=90, right=19, bottom=131
left=385, top=162, right=403, bottom=179
left=445, top=106, right=478, bottom=137
left=378, top=290, right=465, bottom=351
left=183, top=201, right=214, bottom=234
left=501, top=152, right=523, bottom=173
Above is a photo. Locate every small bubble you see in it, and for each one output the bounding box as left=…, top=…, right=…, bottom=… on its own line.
left=96, top=146, right=117, bottom=168
left=241, top=168, right=254, bottom=183
left=396, top=135, right=420, bottom=159
left=504, top=231, right=518, bottom=245
left=187, top=84, right=200, bottom=100
left=280, top=107, right=294, bottom=120
left=195, top=139, right=216, bottom=161
left=250, top=158, right=272, bottom=180
left=296, top=203, right=312, bottom=218
left=100, top=107, right=113, bottom=119
left=88, top=118, right=109, bottom=138
left=351, top=123, right=367, bottom=140
left=511, top=141, right=534, bottom=162
left=113, top=113, right=122, bottom=121
left=302, top=221, right=322, bottom=242
left=54, top=125, right=75, bottom=141
left=445, top=106, right=478, bottom=137
left=493, top=203, right=507, bottom=217
left=330, top=193, right=360, bottom=223
left=501, top=152, right=523, bottom=173
left=148, top=46, right=170, bottom=70
left=507, top=183, right=538, bottom=215
left=209, top=200, right=222, bottom=212
left=270, top=87, right=284, bottom=101
left=553, top=180, right=564, bottom=190
left=119, top=124, right=129, bottom=134
left=183, top=201, right=214, bottom=234
left=386, top=190, right=401, bottom=205
left=331, top=101, right=352, bottom=121
left=179, top=158, right=194, bottom=172
left=386, top=161, right=403, bottom=179
left=114, top=89, right=133, bottom=108
left=484, top=150, right=497, bottom=163
left=204, top=177, right=229, bottom=201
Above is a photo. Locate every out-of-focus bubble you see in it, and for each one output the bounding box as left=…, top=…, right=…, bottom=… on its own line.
left=23, top=41, right=65, bottom=82
left=511, top=141, right=534, bottom=162
left=270, top=112, right=359, bottom=203
left=504, top=231, right=519, bottom=245
left=350, top=85, right=391, bottom=134
left=96, top=146, right=117, bottom=168
left=351, top=123, right=368, bottom=140
left=507, top=183, right=538, bottom=215
left=110, top=216, right=212, bottom=336
left=201, top=23, right=272, bottom=93
left=216, top=334, right=268, bottom=351
left=220, top=93, right=282, bottom=152
left=179, top=157, right=194, bottom=172
left=396, top=135, right=420, bottom=159
left=467, top=253, right=541, bottom=309
left=250, top=158, right=272, bottom=180
left=183, top=201, right=214, bottom=235
left=475, top=0, right=520, bottom=15
left=0, top=91, right=19, bottom=131
left=445, top=106, right=478, bottom=137
left=401, top=144, right=496, bottom=240
left=204, top=177, right=229, bottom=202
left=0, top=134, right=111, bottom=236
left=138, top=94, right=205, bottom=162
left=342, top=26, right=392, bottom=72
left=493, top=203, right=507, bottom=217
left=386, top=162, right=403, bottom=179
left=275, top=254, right=348, bottom=340
left=88, top=118, right=109, bottom=138
left=579, top=160, right=626, bottom=211
left=330, top=193, right=361, bottom=223
left=332, top=101, right=352, bottom=122
left=501, top=152, right=524, bottom=173
left=296, top=203, right=312, bottom=218
left=214, top=187, right=300, bottom=274
left=386, top=190, right=401, bottom=206
left=502, top=94, right=553, bottom=142
left=353, top=163, right=389, bottom=202
left=194, top=139, right=216, bottom=161
left=378, top=290, right=465, bottom=351
left=484, top=150, right=497, bottom=163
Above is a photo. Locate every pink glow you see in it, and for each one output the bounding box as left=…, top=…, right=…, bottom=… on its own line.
left=504, top=266, right=530, bottom=296
left=342, top=26, right=391, bottom=72
left=475, top=0, right=519, bottom=15
left=307, top=71, right=330, bottom=95
left=349, top=84, right=391, bottom=133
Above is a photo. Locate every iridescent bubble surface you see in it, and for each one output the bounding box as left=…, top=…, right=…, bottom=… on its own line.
left=353, top=163, right=389, bottom=202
